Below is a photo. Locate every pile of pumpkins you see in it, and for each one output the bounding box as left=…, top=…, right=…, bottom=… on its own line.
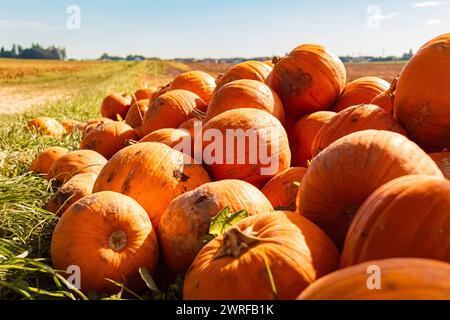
left=28, top=33, right=450, bottom=299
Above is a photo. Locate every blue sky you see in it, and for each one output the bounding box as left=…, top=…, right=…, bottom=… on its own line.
left=0, top=0, right=449, bottom=59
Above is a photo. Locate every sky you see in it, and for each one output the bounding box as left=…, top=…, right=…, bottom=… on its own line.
left=0, top=0, right=449, bottom=59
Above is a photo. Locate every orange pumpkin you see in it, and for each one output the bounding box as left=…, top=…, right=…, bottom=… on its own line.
left=150, top=83, right=171, bottom=103
left=83, top=117, right=114, bottom=136
left=266, top=44, right=346, bottom=119
left=60, top=120, right=86, bottom=134
left=93, top=142, right=211, bottom=229
left=125, top=99, right=150, bottom=129
left=394, top=33, right=450, bottom=151
left=158, top=179, right=274, bottom=274
left=311, top=104, right=406, bottom=156
left=139, top=128, right=190, bottom=150
left=298, top=130, right=444, bottom=248
left=183, top=211, right=340, bottom=300
left=100, top=93, right=132, bottom=120
left=202, top=108, right=291, bottom=188
left=429, top=152, right=450, bottom=179
left=140, top=90, right=206, bottom=137
left=170, top=71, right=216, bottom=104
left=298, top=258, right=450, bottom=300
left=51, top=191, right=158, bottom=293
left=369, top=78, right=397, bottom=113
left=29, top=147, right=69, bottom=178
left=205, top=79, right=285, bottom=123
left=178, top=118, right=201, bottom=137
left=27, top=117, right=66, bottom=137
left=332, top=77, right=390, bottom=112
left=48, top=150, right=107, bottom=184
left=215, top=60, right=272, bottom=90
left=133, top=87, right=156, bottom=102
left=80, top=121, right=138, bottom=159
left=341, top=175, right=450, bottom=266
left=46, top=172, right=97, bottom=216
left=261, top=167, right=307, bottom=211
left=290, top=111, right=336, bottom=167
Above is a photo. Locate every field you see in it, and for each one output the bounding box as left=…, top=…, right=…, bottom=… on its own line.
left=0, top=59, right=406, bottom=299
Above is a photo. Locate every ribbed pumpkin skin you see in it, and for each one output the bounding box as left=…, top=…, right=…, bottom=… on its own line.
left=332, top=77, right=390, bottom=112
left=183, top=211, right=340, bottom=300
left=370, top=91, right=393, bottom=113
left=27, top=117, right=66, bottom=137
left=429, top=152, right=450, bottom=179
left=170, top=71, right=216, bottom=104
left=290, top=111, right=336, bottom=166
left=158, top=179, right=274, bottom=274
left=261, top=167, right=307, bottom=211
left=298, top=130, right=444, bottom=248
left=29, top=147, right=69, bottom=177
left=100, top=93, right=132, bottom=120
left=341, top=175, right=450, bottom=266
left=215, top=60, right=272, bottom=90
left=202, top=108, right=291, bottom=188
left=206, top=79, right=285, bottom=123
left=266, top=44, right=346, bottom=119
left=125, top=99, right=150, bottom=129
left=93, top=142, right=211, bottom=229
left=80, top=122, right=138, bottom=159
left=48, top=150, right=107, bottom=184
left=298, top=258, right=450, bottom=300
left=140, top=90, right=206, bottom=136
left=394, top=33, right=450, bottom=151
left=311, top=104, right=406, bottom=156
left=139, top=128, right=190, bottom=149
left=51, top=191, right=159, bottom=294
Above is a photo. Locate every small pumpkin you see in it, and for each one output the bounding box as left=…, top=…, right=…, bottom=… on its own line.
left=27, top=117, right=66, bottom=137
left=133, top=87, right=156, bottom=102
left=60, top=119, right=86, bottom=134
left=311, top=104, right=406, bottom=156
left=125, top=99, right=150, bottom=129
left=394, top=33, right=450, bottom=151
left=332, top=77, right=390, bottom=112
left=341, top=175, right=450, bottom=266
left=369, top=78, right=397, bottom=113
left=215, top=61, right=272, bottom=90
left=290, top=111, right=336, bottom=167
left=139, top=128, right=190, bottom=150
left=29, top=147, right=69, bottom=178
left=48, top=150, right=107, bottom=184
left=298, top=258, right=450, bottom=300
left=205, top=79, right=285, bottom=123
left=158, top=179, right=274, bottom=274
left=261, top=167, right=307, bottom=211
left=183, top=211, right=340, bottom=300
left=93, top=142, right=211, bottom=229
left=298, top=130, right=444, bottom=248
left=51, top=191, right=158, bottom=293
left=170, top=71, right=216, bottom=104
left=266, top=44, right=346, bottom=119
left=202, top=108, right=291, bottom=188
left=100, top=93, right=132, bottom=120
left=83, top=117, right=114, bottom=136
left=80, top=121, right=138, bottom=159
left=429, top=152, right=450, bottom=179
left=46, top=172, right=97, bottom=216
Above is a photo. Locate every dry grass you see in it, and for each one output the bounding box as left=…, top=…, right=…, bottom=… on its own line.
left=345, top=62, right=406, bottom=82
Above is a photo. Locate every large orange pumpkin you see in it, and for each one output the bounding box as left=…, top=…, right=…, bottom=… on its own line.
left=205, top=79, right=285, bottom=123
left=266, top=44, right=346, bottom=119
left=139, top=128, right=190, bottom=150
left=80, top=121, right=138, bottom=159
left=202, top=108, right=291, bottom=188
left=51, top=191, right=158, bottom=293
left=170, top=71, right=216, bottom=104
left=332, top=77, right=390, bottom=112
left=27, top=117, right=66, bottom=137
left=183, top=211, right=340, bottom=300
left=29, top=147, right=69, bottom=178
left=140, top=90, right=206, bottom=137
left=290, top=111, right=336, bottom=167
left=48, top=150, right=107, bottom=184
left=158, top=179, right=274, bottom=274
left=298, top=258, right=450, bottom=300
left=125, top=99, right=150, bottom=129
left=100, top=93, right=132, bottom=120
left=298, top=130, right=444, bottom=248
left=369, top=78, right=397, bottom=113
left=429, top=152, right=450, bottom=179
left=311, top=104, right=406, bottom=156
left=394, top=33, right=450, bottom=151
left=341, top=175, right=450, bottom=266
left=261, top=167, right=307, bottom=211
left=93, top=142, right=211, bottom=229
left=215, top=60, right=272, bottom=90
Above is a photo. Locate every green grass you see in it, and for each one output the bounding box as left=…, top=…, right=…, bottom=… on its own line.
left=0, top=60, right=184, bottom=300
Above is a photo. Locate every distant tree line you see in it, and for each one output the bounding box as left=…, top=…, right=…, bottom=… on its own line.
left=0, top=44, right=67, bottom=60
left=99, top=53, right=151, bottom=61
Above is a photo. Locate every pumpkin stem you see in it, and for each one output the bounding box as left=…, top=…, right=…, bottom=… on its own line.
left=191, top=108, right=206, bottom=121
left=215, top=74, right=224, bottom=84
left=213, top=226, right=261, bottom=259
left=387, top=77, right=398, bottom=101
left=108, top=230, right=128, bottom=251
left=272, top=56, right=282, bottom=65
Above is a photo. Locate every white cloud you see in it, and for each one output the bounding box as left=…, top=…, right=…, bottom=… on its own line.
left=0, top=19, right=62, bottom=31
left=413, top=1, right=447, bottom=8
left=425, top=18, right=444, bottom=25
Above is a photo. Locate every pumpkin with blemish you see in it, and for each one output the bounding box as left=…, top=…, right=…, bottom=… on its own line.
left=83, top=117, right=114, bottom=136
left=100, top=93, right=133, bottom=120
left=170, top=71, right=216, bottom=104
left=27, top=117, right=66, bottom=137
left=29, top=147, right=69, bottom=178
left=215, top=61, right=272, bottom=90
